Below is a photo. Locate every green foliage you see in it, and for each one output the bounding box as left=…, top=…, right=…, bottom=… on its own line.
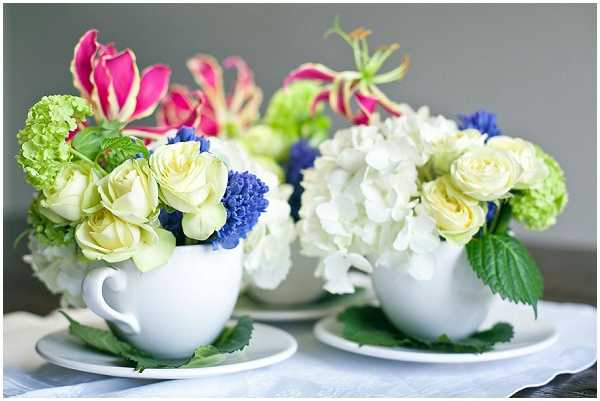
left=16, top=95, right=91, bottom=190
left=97, top=136, right=149, bottom=172
left=61, top=312, right=253, bottom=372
left=338, top=306, right=513, bottom=353
left=510, top=146, right=567, bottom=231
left=466, top=233, right=543, bottom=316
left=27, top=197, right=75, bottom=246
left=71, top=120, right=122, bottom=161
left=264, top=81, right=331, bottom=147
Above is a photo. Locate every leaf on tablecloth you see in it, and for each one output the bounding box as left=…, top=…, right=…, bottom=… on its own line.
left=337, top=306, right=513, bottom=353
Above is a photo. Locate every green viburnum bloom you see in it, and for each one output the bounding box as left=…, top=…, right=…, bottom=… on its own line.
left=17, top=95, right=91, bottom=191
left=264, top=81, right=331, bottom=149
left=27, top=196, right=76, bottom=246
left=510, top=146, right=567, bottom=231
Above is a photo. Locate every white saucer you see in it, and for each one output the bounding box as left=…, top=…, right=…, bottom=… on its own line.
left=36, top=322, right=297, bottom=379
left=314, top=300, right=558, bottom=363
left=233, top=288, right=373, bottom=322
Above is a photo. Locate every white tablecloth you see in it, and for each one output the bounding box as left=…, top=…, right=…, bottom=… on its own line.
left=3, top=301, right=596, bottom=397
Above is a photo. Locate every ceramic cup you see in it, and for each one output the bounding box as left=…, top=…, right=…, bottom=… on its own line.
left=372, top=241, right=494, bottom=341
left=248, top=240, right=324, bottom=306
left=82, top=244, right=243, bottom=359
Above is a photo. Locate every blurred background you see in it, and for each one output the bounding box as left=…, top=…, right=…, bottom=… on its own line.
left=4, top=4, right=596, bottom=313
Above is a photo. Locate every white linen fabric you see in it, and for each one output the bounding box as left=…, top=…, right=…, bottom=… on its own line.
left=3, top=301, right=596, bottom=397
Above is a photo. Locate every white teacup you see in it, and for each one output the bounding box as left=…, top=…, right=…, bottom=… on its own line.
left=248, top=240, right=325, bottom=306
left=372, top=241, right=494, bottom=341
left=82, top=244, right=243, bottom=359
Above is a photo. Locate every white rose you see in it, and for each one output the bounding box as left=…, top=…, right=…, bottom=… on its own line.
left=450, top=147, right=521, bottom=201
left=430, top=129, right=487, bottom=175
left=41, top=162, right=100, bottom=222
left=97, top=158, right=158, bottom=224
left=149, top=141, right=228, bottom=240
left=421, top=176, right=486, bottom=245
left=487, top=136, right=548, bottom=189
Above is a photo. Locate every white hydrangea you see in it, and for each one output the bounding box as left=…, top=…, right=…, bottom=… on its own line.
left=298, top=109, right=455, bottom=293
left=24, top=235, right=100, bottom=307
left=209, top=138, right=296, bottom=290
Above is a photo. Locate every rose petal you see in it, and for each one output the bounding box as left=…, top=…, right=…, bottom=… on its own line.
left=130, top=65, right=171, bottom=121
left=70, top=29, right=98, bottom=99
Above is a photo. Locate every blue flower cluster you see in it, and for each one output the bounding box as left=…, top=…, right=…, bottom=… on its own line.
left=457, top=110, right=501, bottom=140
left=284, top=139, right=320, bottom=221
left=486, top=201, right=497, bottom=222
left=168, top=126, right=210, bottom=152
left=158, top=209, right=186, bottom=245
left=213, top=171, right=269, bottom=249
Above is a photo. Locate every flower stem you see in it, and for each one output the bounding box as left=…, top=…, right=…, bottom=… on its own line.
left=69, top=148, right=108, bottom=176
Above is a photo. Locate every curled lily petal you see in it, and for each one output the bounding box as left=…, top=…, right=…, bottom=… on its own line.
left=130, top=64, right=171, bottom=121
left=105, top=49, right=140, bottom=122
left=223, top=55, right=261, bottom=113
left=187, top=54, right=223, bottom=97
left=122, top=126, right=178, bottom=140
left=329, top=78, right=355, bottom=119
left=157, top=84, right=196, bottom=126
left=90, top=57, right=116, bottom=120
left=71, top=29, right=98, bottom=100
left=236, top=88, right=262, bottom=129
left=310, top=89, right=330, bottom=114
left=283, top=63, right=337, bottom=87
left=352, top=91, right=379, bottom=125
left=369, top=85, right=411, bottom=117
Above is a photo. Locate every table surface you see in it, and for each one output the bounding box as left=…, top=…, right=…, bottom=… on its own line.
left=3, top=227, right=597, bottom=397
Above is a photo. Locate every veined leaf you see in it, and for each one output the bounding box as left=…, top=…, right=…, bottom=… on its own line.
left=466, top=233, right=543, bottom=316
left=98, top=136, right=149, bottom=172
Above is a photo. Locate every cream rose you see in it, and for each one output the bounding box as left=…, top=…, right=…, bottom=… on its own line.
left=97, top=158, right=158, bottom=224
left=487, top=136, right=548, bottom=189
left=149, top=142, right=229, bottom=240
left=450, top=147, right=521, bottom=201
left=430, top=129, right=486, bottom=175
left=41, top=162, right=100, bottom=222
left=421, top=176, right=486, bottom=245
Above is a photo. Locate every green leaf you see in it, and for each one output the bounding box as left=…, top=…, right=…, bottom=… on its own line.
left=72, top=127, right=114, bottom=160
left=97, top=136, right=149, bottom=172
left=338, top=306, right=513, bottom=353
left=61, top=312, right=254, bottom=372
left=466, top=233, right=543, bottom=316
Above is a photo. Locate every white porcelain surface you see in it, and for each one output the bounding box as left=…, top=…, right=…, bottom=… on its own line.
left=247, top=241, right=324, bottom=306
left=372, top=242, right=494, bottom=341
left=313, top=298, right=558, bottom=363
left=35, top=322, right=297, bottom=380
left=82, top=244, right=243, bottom=359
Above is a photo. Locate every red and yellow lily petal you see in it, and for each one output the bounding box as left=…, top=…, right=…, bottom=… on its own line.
left=187, top=54, right=224, bottom=102
left=122, top=126, right=178, bottom=141
left=223, top=56, right=261, bottom=113
left=157, top=84, right=198, bottom=127
left=105, top=49, right=140, bottom=122
left=352, top=91, right=379, bottom=125
left=283, top=63, right=337, bottom=87
left=129, top=64, right=171, bottom=121
left=310, top=89, right=330, bottom=114
left=71, top=29, right=98, bottom=100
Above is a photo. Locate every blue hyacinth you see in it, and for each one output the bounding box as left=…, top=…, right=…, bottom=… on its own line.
left=285, top=139, right=320, bottom=221
left=457, top=110, right=501, bottom=140
left=168, top=126, right=210, bottom=152
left=486, top=202, right=497, bottom=222
left=212, top=171, right=269, bottom=249
left=158, top=209, right=186, bottom=245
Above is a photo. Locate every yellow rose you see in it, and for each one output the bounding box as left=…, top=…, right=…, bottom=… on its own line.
left=149, top=142, right=228, bottom=240
left=97, top=158, right=158, bottom=224
left=41, top=162, right=101, bottom=222
left=450, top=147, right=521, bottom=201
left=421, top=176, right=486, bottom=245
left=430, top=129, right=486, bottom=175
left=487, top=136, right=548, bottom=189
left=75, top=209, right=174, bottom=271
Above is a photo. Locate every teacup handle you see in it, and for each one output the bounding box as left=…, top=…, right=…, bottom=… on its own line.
left=82, top=267, right=140, bottom=334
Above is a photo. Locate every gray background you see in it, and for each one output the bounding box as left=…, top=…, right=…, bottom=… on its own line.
left=4, top=3, right=596, bottom=250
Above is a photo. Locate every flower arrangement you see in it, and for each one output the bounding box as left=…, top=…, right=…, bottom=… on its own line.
left=19, top=30, right=278, bottom=306
left=298, top=105, right=567, bottom=313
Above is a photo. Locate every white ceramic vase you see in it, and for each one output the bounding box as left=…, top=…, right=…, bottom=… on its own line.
left=82, top=244, right=243, bottom=359
left=247, top=240, right=324, bottom=306
left=372, top=241, right=494, bottom=341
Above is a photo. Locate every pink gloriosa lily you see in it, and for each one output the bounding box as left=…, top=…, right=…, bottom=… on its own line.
left=71, top=29, right=175, bottom=140
left=284, top=18, right=411, bottom=125
left=158, top=55, right=262, bottom=137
